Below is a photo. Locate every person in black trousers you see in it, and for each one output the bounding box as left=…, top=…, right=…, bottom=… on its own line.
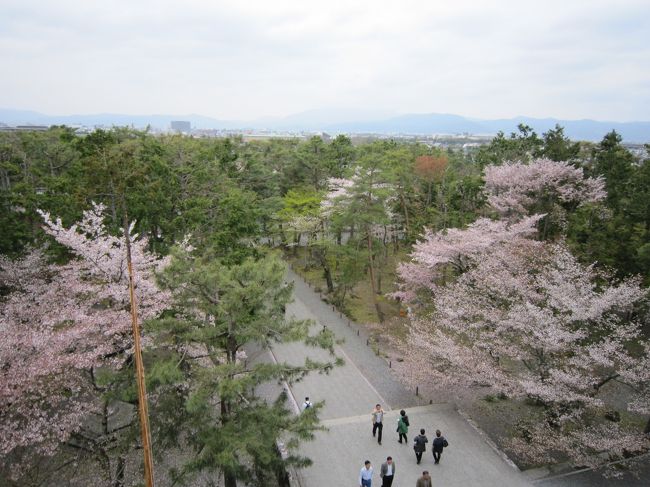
left=371, top=403, right=385, bottom=445
left=397, top=409, right=409, bottom=444
left=379, top=456, right=395, bottom=487
left=413, top=428, right=428, bottom=464
left=432, top=429, right=448, bottom=464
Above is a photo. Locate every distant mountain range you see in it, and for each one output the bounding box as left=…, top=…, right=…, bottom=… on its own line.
left=1, top=108, right=648, bottom=143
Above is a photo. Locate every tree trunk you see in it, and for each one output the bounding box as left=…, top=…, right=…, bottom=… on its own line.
left=224, top=472, right=237, bottom=487
left=399, top=191, right=410, bottom=238
left=313, top=246, right=334, bottom=293
left=0, top=168, right=10, bottom=191
left=102, top=400, right=109, bottom=436
left=322, top=261, right=334, bottom=293
left=338, top=286, right=348, bottom=307
left=366, top=230, right=384, bottom=323
left=221, top=397, right=237, bottom=487
left=105, top=148, right=118, bottom=224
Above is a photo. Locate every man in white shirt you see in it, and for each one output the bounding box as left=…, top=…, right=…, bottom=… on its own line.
left=371, top=403, right=385, bottom=445
left=301, top=396, right=312, bottom=411
left=380, top=456, right=395, bottom=487
left=359, top=460, right=373, bottom=487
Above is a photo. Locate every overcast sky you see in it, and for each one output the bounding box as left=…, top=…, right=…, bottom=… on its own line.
left=1, top=0, right=648, bottom=122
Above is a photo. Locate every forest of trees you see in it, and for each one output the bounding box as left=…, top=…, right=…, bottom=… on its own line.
left=0, top=124, right=648, bottom=484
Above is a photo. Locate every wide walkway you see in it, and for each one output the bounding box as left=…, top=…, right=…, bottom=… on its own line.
left=274, top=267, right=533, bottom=487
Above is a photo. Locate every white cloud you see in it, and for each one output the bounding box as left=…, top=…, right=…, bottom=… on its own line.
left=0, top=0, right=648, bottom=121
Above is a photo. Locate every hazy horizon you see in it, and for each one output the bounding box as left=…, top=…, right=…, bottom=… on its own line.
left=3, top=106, right=650, bottom=125
left=2, top=0, right=649, bottom=123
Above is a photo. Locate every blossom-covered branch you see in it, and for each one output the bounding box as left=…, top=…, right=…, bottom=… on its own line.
left=0, top=203, right=169, bottom=474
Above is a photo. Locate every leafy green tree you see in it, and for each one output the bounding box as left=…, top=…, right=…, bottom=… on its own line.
left=0, top=127, right=85, bottom=253
left=277, top=187, right=323, bottom=260
left=384, top=147, right=417, bottom=241
left=589, top=130, right=635, bottom=210
left=541, top=124, right=581, bottom=162
left=328, top=242, right=367, bottom=308
left=153, top=250, right=339, bottom=487
left=73, top=128, right=182, bottom=252
left=324, top=144, right=394, bottom=321
left=475, top=124, right=543, bottom=167
left=326, top=135, right=355, bottom=178
left=567, top=131, right=649, bottom=281
left=288, top=136, right=332, bottom=190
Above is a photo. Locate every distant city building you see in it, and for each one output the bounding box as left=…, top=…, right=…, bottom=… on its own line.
left=170, top=120, right=191, bottom=133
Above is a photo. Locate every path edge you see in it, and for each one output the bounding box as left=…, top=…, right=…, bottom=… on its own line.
left=455, top=407, right=521, bottom=471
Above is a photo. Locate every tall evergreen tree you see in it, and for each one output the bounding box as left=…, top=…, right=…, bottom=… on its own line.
left=153, top=249, right=339, bottom=487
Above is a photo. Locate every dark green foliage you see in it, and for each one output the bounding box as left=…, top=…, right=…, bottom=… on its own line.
left=541, top=125, right=581, bottom=162
left=567, top=131, right=650, bottom=282
left=475, top=124, right=543, bottom=167
left=152, top=249, right=338, bottom=486
left=475, top=123, right=580, bottom=167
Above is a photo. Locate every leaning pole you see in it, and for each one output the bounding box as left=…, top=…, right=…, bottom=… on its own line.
left=124, top=212, right=155, bottom=487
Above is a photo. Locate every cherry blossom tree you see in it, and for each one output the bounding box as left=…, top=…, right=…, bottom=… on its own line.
left=393, top=215, right=543, bottom=302
left=483, top=159, right=606, bottom=238
left=0, top=203, right=169, bottom=482
left=394, top=154, right=649, bottom=471
left=398, top=223, right=649, bottom=468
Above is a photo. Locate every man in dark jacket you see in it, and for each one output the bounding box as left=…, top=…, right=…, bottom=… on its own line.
left=413, top=428, right=428, bottom=464
left=432, top=429, right=448, bottom=464
left=379, top=456, right=395, bottom=487
left=416, top=471, right=432, bottom=487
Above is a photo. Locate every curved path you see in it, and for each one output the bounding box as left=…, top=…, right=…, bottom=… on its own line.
left=273, top=267, right=533, bottom=487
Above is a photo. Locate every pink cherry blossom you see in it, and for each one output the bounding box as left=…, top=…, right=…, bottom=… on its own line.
left=483, top=158, right=606, bottom=218
left=398, top=233, right=649, bottom=467
left=0, top=203, right=169, bottom=474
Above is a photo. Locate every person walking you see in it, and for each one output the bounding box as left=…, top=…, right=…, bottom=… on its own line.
left=371, top=403, right=385, bottom=445
left=432, top=429, right=449, bottom=464
left=416, top=470, right=432, bottom=487
left=359, top=460, right=374, bottom=487
left=301, top=396, right=312, bottom=411
left=397, top=409, right=409, bottom=444
left=379, top=456, right=395, bottom=487
left=413, top=428, right=428, bottom=464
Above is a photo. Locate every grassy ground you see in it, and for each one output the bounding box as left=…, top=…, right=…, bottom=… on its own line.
left=285, top=246, right=406, bottom=329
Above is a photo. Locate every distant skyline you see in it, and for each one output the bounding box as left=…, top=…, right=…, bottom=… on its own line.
left=1, top=0, right=649, bottom=122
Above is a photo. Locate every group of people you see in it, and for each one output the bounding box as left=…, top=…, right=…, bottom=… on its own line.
left=359, top=459, right=434, bottom=487
left=359, top=404, right=449, bottom=486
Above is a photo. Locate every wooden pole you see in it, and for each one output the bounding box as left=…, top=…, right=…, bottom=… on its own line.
left=124, top=213, right=155, bottom=487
